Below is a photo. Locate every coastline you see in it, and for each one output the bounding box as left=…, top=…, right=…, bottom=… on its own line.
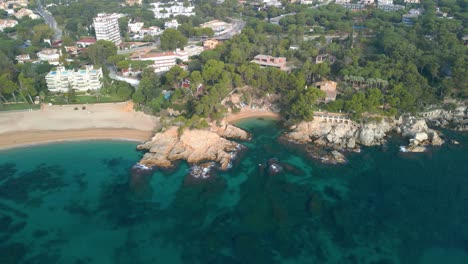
left=0, top=102, right=158, bottom=150
left=225, top=110, right=280, bottom=123
left=0, top=128, right=154, bottom=150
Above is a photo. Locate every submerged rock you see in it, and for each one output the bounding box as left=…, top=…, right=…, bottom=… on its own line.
left=190, top=162, right=216, bottom=179
left=137, top=126, right=249, bottom=170
left=267, top=158, right=283, bottom=176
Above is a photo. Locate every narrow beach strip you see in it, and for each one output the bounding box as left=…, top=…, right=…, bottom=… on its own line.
left=225, top=111, right=280, bottom=123
left=0, top=129, right=154, bottom=150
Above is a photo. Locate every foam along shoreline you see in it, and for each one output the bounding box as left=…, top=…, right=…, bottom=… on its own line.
left=225, top=110, right=280, bottom=123
left=0, top=129, right=154, bottom=150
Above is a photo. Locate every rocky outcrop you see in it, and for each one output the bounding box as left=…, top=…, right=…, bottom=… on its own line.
left=282, top=114, right=448, bottom=162
left=286, top=117, right=398, bottom=151
left=398, top=116, right=445, bottom=152
left=137, top=126, right=247, bottom=170
left=286, top=121, right=359, bottom=149
left=210, top=124, right=251, bottom=140
left=358, top=120, right=396, bottom=146
left=423, top=105, right=468, bottom=132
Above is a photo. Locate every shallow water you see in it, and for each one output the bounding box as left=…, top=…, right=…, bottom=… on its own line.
left=0, top=119, right=467, bottom=264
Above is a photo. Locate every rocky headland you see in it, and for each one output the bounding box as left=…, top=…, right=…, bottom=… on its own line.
left=136, top=124, right=250, bottom=175
left=282, top=115, right=446, bottom=164
left=421, top=105, right=468, bottom=132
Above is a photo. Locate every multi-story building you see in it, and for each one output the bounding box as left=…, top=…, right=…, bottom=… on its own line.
left=263, top=0, right=282, bottom=7
left=93, top=13, right=122, bottom=45
left=0, top=19, right=18, bottom=31
left=45, top=66, right=103, bottom=92
left=131, top=49, right=189, bottom=73
left=402, top=8, right=423, bottom=25
left=378, top=0, right=393, bottom=5
left=0, top=0, right=28, bottom=10
left=315, top=81, right=337, bottom=102
left=152, top=1, right=195, bottom=19
left=251, top=54, right=290, bottom=71
left=14, top=8, right=40, bottom=19
left=126, top=0, right=142, bottom=6
left=315, top=54, right=336, bottom=64
left=359, top=0, right=374, bottom=5
left=378, top=3, right=404, bottom=11
left=128, top=22, right=144, bottom=33
left=15, top=54, right=30, bottom=63
left=76, top=37, right=97, bottom=48
left=37, top=48, right=60, bottom=65
left=140, top=26, right=162, bottom=37
left=164, top=19, right=179, bottom=29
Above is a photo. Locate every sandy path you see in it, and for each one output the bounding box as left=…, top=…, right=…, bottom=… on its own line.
left=0, top=102, right=158, bottom=149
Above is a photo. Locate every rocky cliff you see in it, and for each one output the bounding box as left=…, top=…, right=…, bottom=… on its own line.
left=137, top=125, right=249, bottom=170
left=397, top=116, right=444, bottom=152
left=282, top=115, right=446, bottom=163
left=423, top=105, right=468, bottom=132
left=285, top=118, right=396, bottom=148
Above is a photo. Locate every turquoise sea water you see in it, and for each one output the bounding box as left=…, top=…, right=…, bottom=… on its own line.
left=0, top=118, right=468, bottom=264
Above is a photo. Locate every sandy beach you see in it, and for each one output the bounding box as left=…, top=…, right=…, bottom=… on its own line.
left=225, top=109, right=280, bottom=123
left=0, top=102, right=158, bottom=149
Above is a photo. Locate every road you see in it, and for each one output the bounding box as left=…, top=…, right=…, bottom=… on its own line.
left=214, top=19, right=246, bottom=40
left=35, top=0, right=62, bottom=40
left=268, top=0, right=334, bottom=24
left=117, top=42, right=158, bottom=55
left=107, top=65, right=140, bottom=88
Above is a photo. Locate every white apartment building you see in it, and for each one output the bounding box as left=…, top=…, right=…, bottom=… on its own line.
left=164, top=19, right=179, bottom=29
left=46, top=66, right=103, bottom=92
left=336, top=0, right=351, bottom=4
left=128, top=22, right=144, bottom=33
left=263, top=0, right=282, bottom=7
left=128, top=22, right=162, bottom=38
left=93, top=13, right=122, bottom=45
left=378, top=0, right=393, bottom=5
left=132, top=49, right=189, bottom=73
left=152, top=2, right=195, bottom=19
left=140, top=26, right=162, bottom=36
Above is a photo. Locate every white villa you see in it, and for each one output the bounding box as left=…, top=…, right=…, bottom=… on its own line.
left=37, top=49, right=60, bottom=65
left=164, top=19, right=180, bottom=29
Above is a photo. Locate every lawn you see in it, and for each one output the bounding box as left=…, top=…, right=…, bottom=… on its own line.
left=0, top=103, right=40, bottom=112
left=44, top=94, right=126, bottom=105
